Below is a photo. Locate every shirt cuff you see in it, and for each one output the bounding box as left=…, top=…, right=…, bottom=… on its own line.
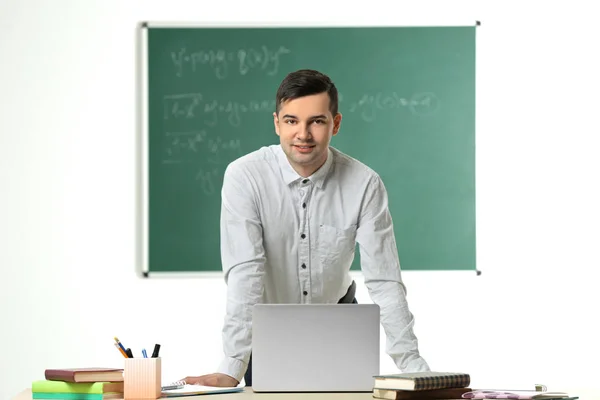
left=403, top=356, right=431, bottom=372
left=217, top=356, right=248, bottom=384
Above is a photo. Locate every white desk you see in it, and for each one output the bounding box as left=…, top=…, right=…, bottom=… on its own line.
left=14, top=386, right=596, bottom=399
left=12, top=388, right=375, bottom=399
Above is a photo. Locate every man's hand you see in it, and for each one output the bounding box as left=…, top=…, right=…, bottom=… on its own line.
left=182, top=373, right=239, bottom=387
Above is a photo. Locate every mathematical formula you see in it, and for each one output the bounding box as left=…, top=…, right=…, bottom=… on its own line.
left=159, top=90, right=439, bottom=195
left=349, top=92, right=440, bottom=121
left=162, top=130, right=243, bottom=165
left=171, top=45, right=291, bottom=79
left=163, top=93, right=275, bottom=127
left=162, top=91, right=439, bottom=126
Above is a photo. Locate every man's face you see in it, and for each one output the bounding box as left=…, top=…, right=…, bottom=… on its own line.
left=273, top=92, right=342, bottom=177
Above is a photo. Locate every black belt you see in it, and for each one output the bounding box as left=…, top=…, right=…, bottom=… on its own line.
left=337, top=280, right=356, bottom=304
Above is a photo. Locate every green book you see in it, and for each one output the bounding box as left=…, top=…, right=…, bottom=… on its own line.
left=32, top=380, right=123, bottom=394
left=32, top=393, right=118, bottom=400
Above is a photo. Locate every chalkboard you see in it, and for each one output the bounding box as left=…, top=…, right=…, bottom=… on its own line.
left=140, top=23, right=477, bottom=274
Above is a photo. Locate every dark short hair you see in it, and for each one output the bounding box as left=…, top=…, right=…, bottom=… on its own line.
left=275, top=69, right=339, bottom=116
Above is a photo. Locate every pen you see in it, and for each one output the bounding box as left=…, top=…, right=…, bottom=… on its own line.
left=114, top=337, right=127, bottom=353
left=161, top=384, right=185, bottom=391
left=142, top=348, right=148, bottom=358
left=151, top=344, right=161, bottom=358
left=114, top=343, right=128, bottom=358
left=125, top=348, right=134, bottom=358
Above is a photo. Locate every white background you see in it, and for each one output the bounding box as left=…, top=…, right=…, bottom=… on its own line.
left=1, top=0, right=599, bottom=399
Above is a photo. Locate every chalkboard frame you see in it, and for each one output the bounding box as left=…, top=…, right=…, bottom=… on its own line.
left=136, top=21, right=481, bottom=277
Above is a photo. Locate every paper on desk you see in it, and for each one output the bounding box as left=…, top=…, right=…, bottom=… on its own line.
left=462, top=390, right=575, bottom=399
left=161, top=384, right=244, bottom=397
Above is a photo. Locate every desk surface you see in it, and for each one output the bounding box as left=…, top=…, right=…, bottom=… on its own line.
left=13, top=388, right=375, bottom=399
left=14, top=386, right=598, bottom=399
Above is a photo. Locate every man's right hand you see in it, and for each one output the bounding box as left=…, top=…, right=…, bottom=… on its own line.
left=182, top=373, right=239, bottom=387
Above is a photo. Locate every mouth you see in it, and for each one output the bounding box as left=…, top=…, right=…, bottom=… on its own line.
left=293, top=144, right=316, bottom=154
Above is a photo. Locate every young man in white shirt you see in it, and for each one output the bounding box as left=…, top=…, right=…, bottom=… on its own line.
left=183, top=69, right=430, bottom=387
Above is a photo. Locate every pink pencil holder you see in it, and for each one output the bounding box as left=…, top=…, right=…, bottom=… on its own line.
left=124, top=357, right=161, bottom=399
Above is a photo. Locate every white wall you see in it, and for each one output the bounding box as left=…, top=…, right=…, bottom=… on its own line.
left=2, top=0, right=599, bottom=398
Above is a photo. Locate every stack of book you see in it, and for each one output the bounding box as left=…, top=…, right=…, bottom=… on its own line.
left=372, top=372, right=578, bottom=400
left=372, top=371, right=472, bottom=399
left=32, top=368, right=124, bottom=399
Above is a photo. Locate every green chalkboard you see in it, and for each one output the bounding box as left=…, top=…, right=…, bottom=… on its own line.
left=141, top=24, right=477, bottom=274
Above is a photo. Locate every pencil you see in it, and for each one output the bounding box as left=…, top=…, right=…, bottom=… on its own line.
left=114, top=336, right=127, bottom=352
left=114, top=342, right=128, bottom=358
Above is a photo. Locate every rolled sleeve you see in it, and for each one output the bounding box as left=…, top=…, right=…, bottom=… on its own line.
left=217, top=356, right=247, bottom=383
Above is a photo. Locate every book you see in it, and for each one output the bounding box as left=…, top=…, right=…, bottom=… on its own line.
left=32, top=393, right=121, bottom=400
left=44, top=368, right=124, bottom=383
left=161, top=384, right=244, bottom=397
left=373, top=387, right=473, bottom=399
left=461, top=390, right=577, bottom=399
left=32, top=380, right=123, bottom=394
left=374, top=371, right=471, bottom=391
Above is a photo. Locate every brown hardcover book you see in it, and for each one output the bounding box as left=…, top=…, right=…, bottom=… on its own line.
left=44, top=368, right=124, bottom=383
left=373, top=387, right=472, bottom=399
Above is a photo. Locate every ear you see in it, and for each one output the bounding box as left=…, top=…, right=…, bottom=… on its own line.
left=273, top=112, right=280, bottom=137
left=332, top=113, right=342, bottom=136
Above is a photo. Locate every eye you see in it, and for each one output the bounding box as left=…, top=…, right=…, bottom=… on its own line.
left=285, top=119, right=297, bottom=125
left=313, top=119, right=325, bottom=125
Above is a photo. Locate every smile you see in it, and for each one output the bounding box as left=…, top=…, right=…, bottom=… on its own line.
left=293, top=145, right=315, bottom=153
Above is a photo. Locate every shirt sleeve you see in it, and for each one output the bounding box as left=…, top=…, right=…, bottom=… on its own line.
left=216, top=162, right=266, bottom=382
left=356, top=174, right=431, bottom=373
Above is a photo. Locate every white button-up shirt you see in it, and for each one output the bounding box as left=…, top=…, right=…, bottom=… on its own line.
left=217, top=144, right=430, bottom=382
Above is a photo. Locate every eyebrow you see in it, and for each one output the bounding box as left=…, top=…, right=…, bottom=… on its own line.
left=281, top=114, right=328, bottom=120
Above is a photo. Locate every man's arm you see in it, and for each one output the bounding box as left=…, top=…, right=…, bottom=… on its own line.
left=217, top=162, right=266, bottom=382
left=185, top=162, right=265, bottom=386
left=356, top=174, right=430, bottom=372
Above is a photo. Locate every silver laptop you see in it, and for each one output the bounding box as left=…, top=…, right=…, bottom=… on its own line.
left=251, top=303, right=380, bottom=392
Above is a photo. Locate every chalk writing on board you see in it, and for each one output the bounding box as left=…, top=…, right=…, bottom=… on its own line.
left=195, top=167, right=220, bottom=195
left=348, top=92, right=440, bottom=121
left=162, top=130, right=208, bottom=160
left=163, top=93, right=275, bottom=127
left=205, top=136, right=244, bottom=165
left=162, top=130, right=243, bottom=165
left=171, top=46, right=291, bottom=79
left=163, top=91, right=439, bottom=125
left=163, top=93, right=203, bottom=120
left=408, top=92, right=439, bottom=116
left=203, top=99, right=276, bottom=127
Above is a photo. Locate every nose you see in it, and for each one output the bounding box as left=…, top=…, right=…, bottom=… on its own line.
left=296, top=122, right=311, bottom=141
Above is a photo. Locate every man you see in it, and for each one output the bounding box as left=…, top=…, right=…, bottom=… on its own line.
left=183, top=69, right=430, bottom=387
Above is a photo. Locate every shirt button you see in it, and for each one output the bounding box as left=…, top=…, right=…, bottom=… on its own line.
left=302, top=203, right=306, bottom=208
left=301, top=263, right=306, bottom=269
left=302, top=179, right=309, bottom=184
left=303, top=291, right=308, bottom=295
left=301, top=233, right=306, bottom=239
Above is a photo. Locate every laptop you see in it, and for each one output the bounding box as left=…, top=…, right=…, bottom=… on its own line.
left=251, top=303, right=380, bottom=392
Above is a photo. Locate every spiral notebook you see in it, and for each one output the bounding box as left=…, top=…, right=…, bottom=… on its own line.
left=161, top=381, right=244, bottom=397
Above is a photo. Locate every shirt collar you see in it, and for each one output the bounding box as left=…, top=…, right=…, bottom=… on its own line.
left=276, top=145, right=334, bottom=188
